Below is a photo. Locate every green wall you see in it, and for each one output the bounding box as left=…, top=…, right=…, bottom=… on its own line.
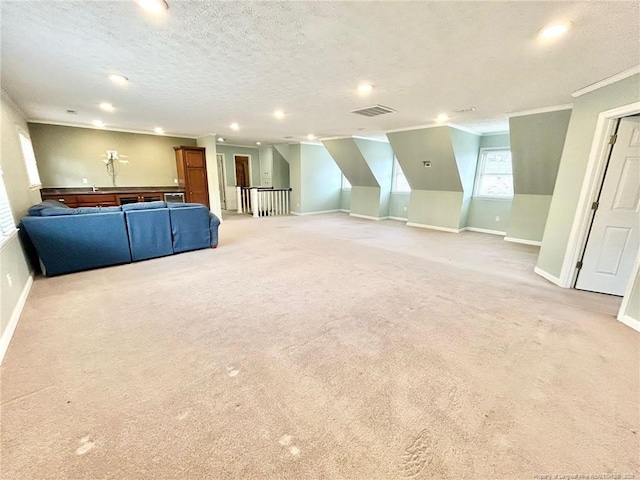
left=323, top=139, right=378, bottom=187
left=1, top=93, right=40, bottom=350
left=341, top=188, right=351, bottom=211
left=407, top=190, right=464, bottom=230
left=272, top=148, right=290, bottom=189
left=354, top=138, right=394, bottom=217
left=287, top=144, right=302, bottom=211
left=538, top=74, right=640, bottom=278
left=623, top=270, right=640, bottom=327
left=467, top=133, right=512, bottom=233
left=28, top=123, right=196, bottom=187
left=298, top=143, right=341, bottom=213
left=389, top=193, right=409, bottom=219
left=216, top=144, right=261, bottom=187
left=506, top=109, right=571, bottom=243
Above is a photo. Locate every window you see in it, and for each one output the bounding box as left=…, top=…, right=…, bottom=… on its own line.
left=341, top=174, right=351, bottom=190
left=18, top=130, right=41, bottom=189
left=473, top=148, right=513, bottom=198
left=0, top=169, right=17, bottom=246
left=392, top=157, right=411, bottom=193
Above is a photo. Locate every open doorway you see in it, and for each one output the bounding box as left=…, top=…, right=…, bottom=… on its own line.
left=234, top=155, right=251, bottom=187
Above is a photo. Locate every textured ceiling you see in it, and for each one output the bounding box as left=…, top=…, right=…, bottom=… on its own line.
left=1, top=1, right=638, bottom=145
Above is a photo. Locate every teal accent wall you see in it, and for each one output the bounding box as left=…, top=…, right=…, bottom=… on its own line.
left=538, top=74, right=640, bottom=278
left=506, top=109, right=571, bottom=243
left=323, top=138, right=393, bottom=219
left=467, top=134, right=512, bottom=233
left=449, top=128, right=481, bottom=227
left=216, top=145, right=261, bottom=187
left=387, top=127, right=462, bottom=192
left=341, top=188, right=351, bottom=211
left=272, top=148, right=290, bottom=189
left=389, top=193, right=409, bottom=219
left=298, top=143, right=341, bottom=213
left=354, top=138, right=394, bottom=217
left=322, top=139, right=378, bottom=187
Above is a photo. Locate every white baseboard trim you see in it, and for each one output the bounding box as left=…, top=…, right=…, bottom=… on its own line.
left=387, top=216, right=408, bottom=222
left=350, top=213, right=383, bottom=221
left=406, top=222, right=461, bottom=233
left=465, top=227, right=506, bottom=236
left=0, top=275, right=33, bottom=365
left=534, top=266, right=563, bottom=287
left=617, top=314, right=640, bottom=333
left=504, top=236, right=542, bottom=246
left=291, top=209, right=341, bottom=216
left=339, top=209, right=350, bottom=213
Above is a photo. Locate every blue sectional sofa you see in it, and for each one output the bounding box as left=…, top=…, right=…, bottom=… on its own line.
left=20, top=200, right=220, bottom=276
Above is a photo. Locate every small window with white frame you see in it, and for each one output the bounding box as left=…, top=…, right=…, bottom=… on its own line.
left=341, top=174, right=351, bottom=190
left=473, top=148, right=513, bottom=198
left=17, top=128, right=42, bottom=189
left=0, top=169, right=17, bottom=247
left=392, top=157, right=411, bottom=193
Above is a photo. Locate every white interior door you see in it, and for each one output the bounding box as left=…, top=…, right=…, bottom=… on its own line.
left=576, top=116, right=640, bottom=295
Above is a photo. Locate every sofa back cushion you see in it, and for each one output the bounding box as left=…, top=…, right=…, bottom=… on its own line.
left=122, top=201, right=167, bottom=211
left=168, top=205, right=211, bottom=253
left=40, top=206, right=122, bottom=216
left=28, top=200, right=70, bottom=216
left=124, top=208, right=173, bottom=261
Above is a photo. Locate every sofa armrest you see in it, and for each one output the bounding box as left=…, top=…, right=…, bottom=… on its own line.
left=209, top=212, right=220, bottom=246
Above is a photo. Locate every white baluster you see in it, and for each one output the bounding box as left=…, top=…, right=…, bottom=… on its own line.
left=251, top=188, right=259, bottom=218
left=236, top=187, right=242, bottom=214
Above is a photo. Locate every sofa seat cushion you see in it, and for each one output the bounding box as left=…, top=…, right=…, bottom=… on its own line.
left=20, top=212, right=132, bottom=276
left=169, top=205, right=212, bottom=253
left=124, top=209, right=173, bottom=261
left=122, top=201, right=167, bottom=211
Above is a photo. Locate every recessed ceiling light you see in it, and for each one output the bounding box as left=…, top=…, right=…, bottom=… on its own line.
left=154, top=127, right=164, bottom=134
left=274, top=110, right=285, bottom=119
left=539, top=21, right=572, bottom=39
left=108, top=74, right=129, bottom=85
left=217, top=137, right=225, bottom=142
left=99, top=102, right=115, bottom=111
left=136, top=0, right=168, bottom=14
left=230, top=123, right=239, bottom=131
left=436, top=113, right=449, bottom=123
left=358, top=84, right=373, bottom=95
left=307, top=134, right=316, bottom=140
left=92, top=120, right=105, bottom=128
left=256, top=141, right=261, bottom=145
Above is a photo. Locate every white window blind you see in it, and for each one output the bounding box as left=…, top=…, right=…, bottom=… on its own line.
left=392, top=157, right=411, bottom=193
left=18, top=130, right=42, bottom=189
left=473, top=148, right=513, bottom=198
left=0, top=169, right=17, bottom=245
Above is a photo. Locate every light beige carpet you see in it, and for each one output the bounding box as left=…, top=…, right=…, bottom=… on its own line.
left=1, top=213, right=638, bottom=479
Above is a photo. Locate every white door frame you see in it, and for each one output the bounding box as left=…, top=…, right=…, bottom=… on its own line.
left=559, top=101, right=640, bottom=289
left=233, top=153, right=253, bottom=187
left=216, top=153, right=227, bottom=209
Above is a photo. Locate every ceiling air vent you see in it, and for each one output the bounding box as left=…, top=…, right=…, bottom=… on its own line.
left=350, top=105, right=397, bottom=117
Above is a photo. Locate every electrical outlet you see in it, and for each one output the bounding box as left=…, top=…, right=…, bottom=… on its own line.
left=82, top=178, right=88, bottom=184
left=173, top=178, right=178, bottom=184
left=6, top=273, right=12, bottom=287
left=403, top=206, right=408, bottom=211
left=495, top=216, right=500, bottom=222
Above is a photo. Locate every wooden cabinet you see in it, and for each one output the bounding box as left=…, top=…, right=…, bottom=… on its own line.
left=174, top=146, right=209, bottom=208
left=41, top=189, right=180, bottom=207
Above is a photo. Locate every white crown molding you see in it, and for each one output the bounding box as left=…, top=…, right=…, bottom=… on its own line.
left=26, top=119, right=198, bottom=139
left=299, top=141, right=324, bottom=146
left=216, top=143, right=260, bottom=149
left=385, top=123, right=443, bottom=134
left=572, top=65, right=640, bottom=98
left=1, top=89, right=29, bottom=120
left=507, top=104, right=573, bottom=119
